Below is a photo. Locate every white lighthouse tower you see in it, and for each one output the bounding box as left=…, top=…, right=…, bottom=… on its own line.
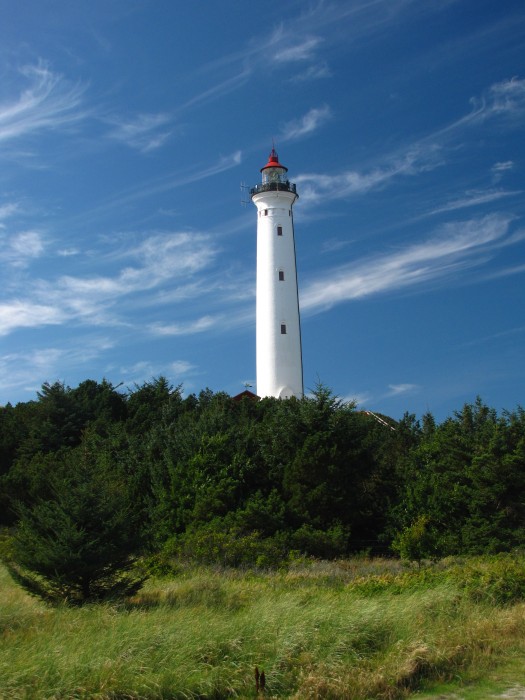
left=251, top=148, right=303, bottom=399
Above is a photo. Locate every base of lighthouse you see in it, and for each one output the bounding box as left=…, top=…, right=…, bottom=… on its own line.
left=251, top=150, right=303, bottom=400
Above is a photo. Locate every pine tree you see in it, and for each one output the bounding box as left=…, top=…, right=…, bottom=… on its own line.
left=6, top=434, right=145, bottom=604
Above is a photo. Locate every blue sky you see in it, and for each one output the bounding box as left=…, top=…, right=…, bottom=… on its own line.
left=1, top=0, right=524, bottom=420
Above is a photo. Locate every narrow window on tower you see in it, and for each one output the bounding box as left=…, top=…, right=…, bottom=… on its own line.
left=277, top=225, right=283, bottom=236
left=278, top=270, right=285, bottom=281
left=264, top=209, right=268, bottom=216
left=281, top=323, right=287, bottom=334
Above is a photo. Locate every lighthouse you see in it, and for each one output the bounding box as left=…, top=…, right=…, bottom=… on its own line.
left=250, top=148, right=303, bottom=399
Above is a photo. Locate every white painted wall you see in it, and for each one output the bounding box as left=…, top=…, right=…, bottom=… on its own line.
left=252, top=188, right=303, bottom=399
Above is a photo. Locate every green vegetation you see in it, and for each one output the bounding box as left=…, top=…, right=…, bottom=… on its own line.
left=1, top=378, right=525, bottom=609
left=1, top=379, right=524, bottom=696
left=7, top=437, right=144, bottom=604
left=1, top=556, right=525, bottom=699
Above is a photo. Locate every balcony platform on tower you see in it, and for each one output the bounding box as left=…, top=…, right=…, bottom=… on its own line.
left=250, top=181, right=297, bottom=196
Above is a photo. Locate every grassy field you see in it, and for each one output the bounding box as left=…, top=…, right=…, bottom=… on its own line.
left=1, top=557, right=525, bottom=699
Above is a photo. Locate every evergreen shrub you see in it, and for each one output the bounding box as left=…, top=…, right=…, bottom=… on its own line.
left=165, top=523, right=294, bottom=569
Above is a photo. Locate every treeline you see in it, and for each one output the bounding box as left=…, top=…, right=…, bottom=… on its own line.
left=1, top=378, right=524, bottom=569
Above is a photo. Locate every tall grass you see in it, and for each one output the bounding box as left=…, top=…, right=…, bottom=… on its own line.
left=1, top=557, right=524, bottom=699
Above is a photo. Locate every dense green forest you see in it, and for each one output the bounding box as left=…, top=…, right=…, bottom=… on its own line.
left=1, top=378, right=524, bottom=589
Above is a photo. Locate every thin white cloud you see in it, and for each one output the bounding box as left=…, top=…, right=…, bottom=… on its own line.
left=434, top=77, right=525, bottom=139
left=199, top=0, right=440, bottom=78
left=321, top=238, right=351, bottom=254
left=296, top=143, right=443, bottom=204
left=0, top=347, right=63, bottom=396
left=0, top=301, right=65, bottom=336
left=170, top=360, right=197, bottom=375
left=492, top=160, right=514, bottom=183
left=57, top=247, right=80, bottom=257
left=119, top=359, right=198, bottom=387
left=0, top=61, right=86, bottom=143
left=280, top=105, right=332, bottom=142
left=106, top=112, right=172, bottom=152
left=486, top=76, right=525, bottom=117
left=342, top=391, right=372, bottom=407
left=492, top=160, right=514, bottom=174
left=274, top=36, right=322, bottom=63
left=427, top=189, right=522, bottom=216
left=384, top=384, right=420, bottom=398
left=80, top=151, right=243, bottom=221
left=53, top=233, right=217, bottom=307
left=1, top=232, right=219, bottom=336
left=294, top=77, right=525, bottom=209
left=178, top=69, right=251, bottom=112
left=461, top=325, right=525, bottom=348
left=291, top=62, right=332, bottom=82
left=30, top=348, right=66, bottom=369
left=165, top=1, right=467, bottom=126
left=483, top=262, right=525, bottom=280
left=0, top=203, right=20, bottom=223
left=0, top=230, right=46, bottom=267
left=300, top=213, right=516, bottom=312
left=149, top=315, right=218, bottom=336
left=0, top=337, right=119, bottom=398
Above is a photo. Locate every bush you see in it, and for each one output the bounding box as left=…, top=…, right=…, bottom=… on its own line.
left=392, top=515, right=435, bottom=564
left=451, top=554, right=525, bottom=605
left=166, top=523, right=293, bottom=569
left=289, top=522, right=349, bottom=558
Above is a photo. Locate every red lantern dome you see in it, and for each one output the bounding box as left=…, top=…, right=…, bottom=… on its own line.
left=260, top=147, right=288, bottom=173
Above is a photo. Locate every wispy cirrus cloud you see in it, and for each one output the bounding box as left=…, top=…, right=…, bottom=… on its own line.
left=0, top=300, right=66, bottom=336
left=0, top=202, right=20, bottom=224
left=0, top=347, right=65, bottom=395
left=427, top=188, right=522, bottom=216
left=483, top=260, right=525, bottom=281
left=0, top=231, right=219, bottom=336
left=280, top=105, right=332, bottom=142
left=52, top=232, right=217, bottom=305
left=460, top=325, right=525, bottom=348
left=169, top=2, right=464, bottom=119
left=255, top=1, right=443, bottom=71
left=188, top=2, right=409, bottom=102
left=0, top=338, right=123, bottom=398
left=341, top=390, right=372, bottom=407
left=296, top=143, right=443, bottom=204
left=149, top=315, right=218, bottom=336
left=57, top=247, right=80, bottom=257
left=433, top=77, right=525, bottom=139
left=492, top=160, right=514, bottom=183
left=343, top=383, right=420, bottom=409
left=269, top=30, right=331, bottom=83
left=178, top=68, right=251, bottom=112
left=291, top=62, right=332, bottom=83
left=273, top=36, right=323, bottom=63
left=300, top=213, right=517, bottom=312
left=484, top=76, right=525, bottom=117
left=384, top=383, right=420, bottom=398
left=106, top=112, right=172, bottom=152
left=80, top=151, right=242, bottom=221
left=0, top=230, right=46, bottom=268
left=295, top=77, right=525, bottom=209
left=170, top=360, right=197, bottom=375
left=0, top=61, right=86, bottom=143
left=116, top=358, right=199, bottom=391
